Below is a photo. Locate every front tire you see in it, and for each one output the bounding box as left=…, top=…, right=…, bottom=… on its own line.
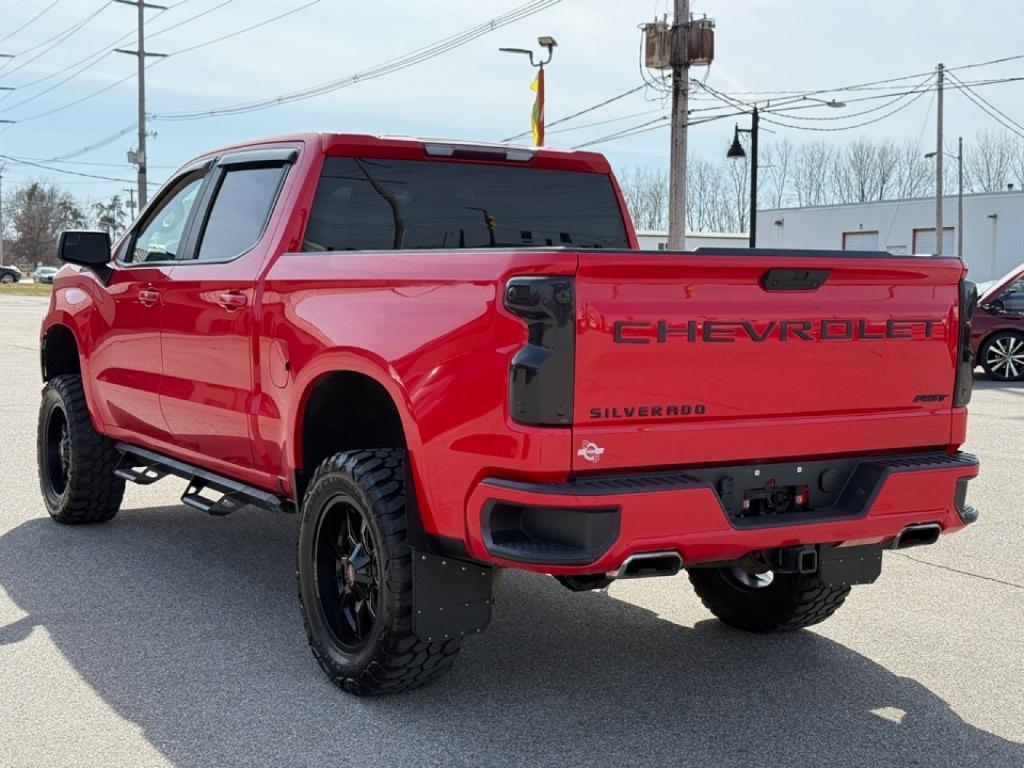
left=0, top=273, right=14, bottom=284
left=297, top=449, right=461, bottom=695
left=980, top=331, right=1024, bottom=381
left=688, top=565, right=850, bottom=632
left=37, top=375, right=125, bottom=523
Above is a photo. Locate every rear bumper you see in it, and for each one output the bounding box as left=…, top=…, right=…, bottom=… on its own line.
left=464, top=451, right=979, bottom=574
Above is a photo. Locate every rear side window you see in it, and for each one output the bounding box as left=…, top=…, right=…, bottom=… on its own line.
left=302, top=157, right=629, bottom=251
left=195, top=165, right=286, bottom=261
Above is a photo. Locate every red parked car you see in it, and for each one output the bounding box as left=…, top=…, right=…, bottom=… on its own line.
left=37, top=133, right=979, bottom=695
left=972, top=264, right=1024, bottom=381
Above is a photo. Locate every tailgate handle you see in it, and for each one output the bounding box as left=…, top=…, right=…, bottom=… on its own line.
left=761, top=268, right=830, bottom=291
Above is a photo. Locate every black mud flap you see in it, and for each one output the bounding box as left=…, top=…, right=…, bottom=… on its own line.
left=411, top=549, right=493, bottom=641
left=818, top=544, right=883, bottom=587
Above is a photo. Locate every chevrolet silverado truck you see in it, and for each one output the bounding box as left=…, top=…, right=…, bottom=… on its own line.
left=38, top=133, right=980, bottom=695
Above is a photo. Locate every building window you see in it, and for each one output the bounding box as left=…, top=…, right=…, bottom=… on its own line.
left=842, top=230, right=880, bottom=251
left=912, top=227, right=955, bottom=256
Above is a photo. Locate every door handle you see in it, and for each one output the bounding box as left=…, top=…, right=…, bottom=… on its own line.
left=138, top=288, right=161, bottom=306
left=216, top=291, right=248, bottom=310
left=761, top=268, right=831, bottom=292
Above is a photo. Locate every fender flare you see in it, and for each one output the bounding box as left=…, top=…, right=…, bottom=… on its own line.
left=286, top=347, right=423, bottom=474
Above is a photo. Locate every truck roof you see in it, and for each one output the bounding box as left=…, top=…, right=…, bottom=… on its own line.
left=185, top=132, right=613, bottom=175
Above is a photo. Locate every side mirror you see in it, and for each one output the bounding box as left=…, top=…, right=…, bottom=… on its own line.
left=57, top=230, right=111, bottom=268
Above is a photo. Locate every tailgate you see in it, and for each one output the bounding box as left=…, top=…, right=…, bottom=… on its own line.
left=572, top=251, right=964, bottom=472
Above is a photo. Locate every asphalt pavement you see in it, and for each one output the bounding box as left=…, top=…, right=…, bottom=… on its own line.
left=1, top=294, right=1021, bottom=768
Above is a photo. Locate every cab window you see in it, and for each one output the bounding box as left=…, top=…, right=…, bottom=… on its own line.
left=129, top=172, right=204, bottom=263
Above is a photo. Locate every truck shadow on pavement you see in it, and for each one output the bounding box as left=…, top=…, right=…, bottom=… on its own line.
left=0, top=505, right=1021, bottom=768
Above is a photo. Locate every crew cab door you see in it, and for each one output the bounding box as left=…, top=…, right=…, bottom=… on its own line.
left=90, top=170, right=206, bottom=442
left=159, top=149, right=295, bottom=468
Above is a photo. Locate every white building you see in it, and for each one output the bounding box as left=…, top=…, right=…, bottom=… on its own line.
left=756, top=190, right=1024, bottom=283
left=635, top=230, right=749, bottom=251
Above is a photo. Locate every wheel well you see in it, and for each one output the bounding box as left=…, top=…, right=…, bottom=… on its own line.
left=41, top=325, right=81, bottom=381
left=979, top=328, right=1024, bottom=353
left=299, top=371, right=407, bottom=481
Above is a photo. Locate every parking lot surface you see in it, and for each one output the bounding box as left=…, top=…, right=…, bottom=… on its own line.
left=1, top=295, right=1022, bottom=768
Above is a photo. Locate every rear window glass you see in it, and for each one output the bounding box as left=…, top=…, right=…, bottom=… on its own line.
left=302, top=157, right=629, bottom=251
left=196, top=165, right=286, bottom=261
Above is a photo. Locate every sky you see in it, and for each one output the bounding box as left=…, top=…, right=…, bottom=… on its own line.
left=2, top=0, right=1024, bottom=208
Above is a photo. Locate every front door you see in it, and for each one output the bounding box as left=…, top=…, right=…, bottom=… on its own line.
left=159, top=154, right=292, bottom=468
left=90, top=171, right=206, bottom=442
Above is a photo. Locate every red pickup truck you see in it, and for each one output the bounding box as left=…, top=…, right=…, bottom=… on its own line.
left=38, top=133, right=979, bottom=695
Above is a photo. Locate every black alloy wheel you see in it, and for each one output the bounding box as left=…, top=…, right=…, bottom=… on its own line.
left=42, top=406, right=71, bottom=500
left=314, top=496, right=382, bottom=651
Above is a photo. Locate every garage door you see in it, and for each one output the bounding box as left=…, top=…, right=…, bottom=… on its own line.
left=913, top=227, right=955, bottom=255
left=843, top=231, right=879, bottom=250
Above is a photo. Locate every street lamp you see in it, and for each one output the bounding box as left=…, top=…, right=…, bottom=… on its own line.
left=728, top=100, right=846, bottom=247
left=802, top=96, right=847, bottom=108
left=726, top=107, right=760, bottom=247
left=498, top=35, right=557, bottom=67
left=499, top=36, right=557, bottom=146
left=925, top=137, right=964, bottom=258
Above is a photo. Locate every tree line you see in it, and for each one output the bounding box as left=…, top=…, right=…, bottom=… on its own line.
left=0, top=180, right=131, bottom=268
left=620, top=128, right=1024, bottom=234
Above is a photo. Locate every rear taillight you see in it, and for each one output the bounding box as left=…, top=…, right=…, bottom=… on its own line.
left=504, top=276, right=574, bottom=426
left=954, top=279, right=978, bottom=407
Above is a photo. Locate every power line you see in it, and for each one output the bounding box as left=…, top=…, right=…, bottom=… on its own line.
left=150, top=0, right=563, bottom=121
left=0, top=0, right=206, bottom=108
left=947, top=69, right=1024, bottom=138
left=0, top=0, right=321, bottom=125
left=545, top=107, right=666, bottom=136
left=0, top=1, right=61, bottom=46
left=501, top=83, right=647, bottom=141
left=0, top=1, right=113, bottom=80
left=164, top=0, right=317, bottom=56
left=48, top=123, right=137, bottom=161
left=0, top=153, right=158, bottom=184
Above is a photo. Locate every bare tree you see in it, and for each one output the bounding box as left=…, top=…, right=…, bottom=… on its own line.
left=792, top=141, right=835, bottom=207
left=8, top=181, right=86, bottom=266
left=762, top=138, right=794, bottom=209
left=686, top=156, right=734, bottom=232
left=965, top=128, right=1014, bottom=192
left=723, top=148, right=750, bottom=232
left=893, top=140, right=933, bottom=199
left=617, top=166, right=668, bottom=230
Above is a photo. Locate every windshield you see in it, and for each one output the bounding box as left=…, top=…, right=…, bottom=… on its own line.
left=981, top=263, right=1024, bottom=300
left=302, top=157, right=629, bottom=251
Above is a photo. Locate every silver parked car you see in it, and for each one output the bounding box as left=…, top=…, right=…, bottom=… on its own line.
left=32, top=267, right=59, bottom=284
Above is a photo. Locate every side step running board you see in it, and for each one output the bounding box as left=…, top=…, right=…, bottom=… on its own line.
left=115, top=443, right=292, bottom=516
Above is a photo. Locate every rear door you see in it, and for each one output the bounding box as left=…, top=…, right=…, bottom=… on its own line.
left=572, top=251, right=964, bottom=472
left=159, top=149, right=295, bottom=468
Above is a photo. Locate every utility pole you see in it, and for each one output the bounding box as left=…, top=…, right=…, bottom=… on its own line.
left=115, top=0, right=166, bottom=209
left=935, top=62, right=944, bottom=256
left=0, top=119, right=13, bottom=267
left=124, top=187, right=137, bottom=221
left=957, top=135, right=963, bottom=258
left=667, top=0, right=690, bottom=250
left=0, top=159, right=5, bottom=268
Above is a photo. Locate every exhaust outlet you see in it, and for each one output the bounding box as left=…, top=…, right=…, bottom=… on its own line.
left=892, top=522, right=941, bottom=550
left=608, top=551, right=682, bottom=580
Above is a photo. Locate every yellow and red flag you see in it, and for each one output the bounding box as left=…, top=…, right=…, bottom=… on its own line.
left=530, top=67, right=545, bottom=146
